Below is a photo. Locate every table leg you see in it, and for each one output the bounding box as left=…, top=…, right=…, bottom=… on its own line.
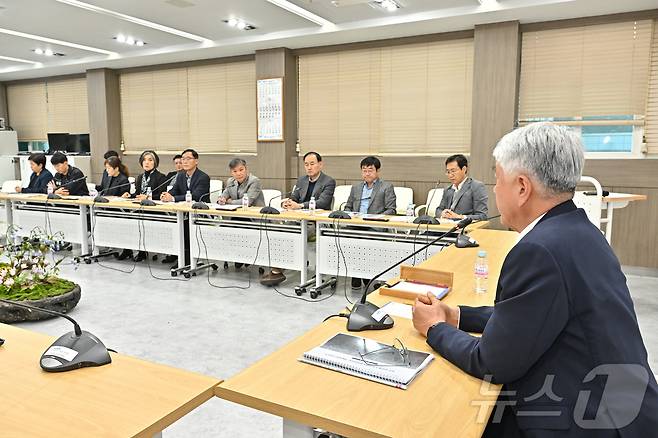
left=605, top=204, right=614, bottom=243
left=152, top=432, right=162, bottom=438
left=4, top=199, right=13, bottom=227
left=300, top=219, right=308, bottom=284
left=283, top=419, right=315, bottom=438
left=177, top=211, right=186, bottom=270
left=79, top=204, right=89, bottom=255
left=315, top=221, right=322, bottom=288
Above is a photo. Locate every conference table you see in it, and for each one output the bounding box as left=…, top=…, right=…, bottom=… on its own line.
left=215, top=228, right=519, bottom=438
left=0, top=322, right=221, bottom=437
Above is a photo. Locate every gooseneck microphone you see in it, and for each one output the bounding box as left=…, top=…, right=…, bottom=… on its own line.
left=345, top=217, right=473, bottom=332
left=191, top=188, right=226, bottom=210
left=93, top=180, right=134, bottom=204
left=328, top=196, right=371, bottom=219
left=260, top=186, right=298, bottom=215
left=140, top=173, right=178, bottom=206
left=47, top=175, right=88, bottom=199
left=0, top=298, right=111, bottom=372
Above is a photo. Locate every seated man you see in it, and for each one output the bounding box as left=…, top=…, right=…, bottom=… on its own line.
left=261, top=152, right=337, bottom=286
left=166, top=153, right=183, bottom=182
left=435, top=154, right=488, bottom=221
left=160, top=148, right=210, bottom=203
left=282, top=151, right=336, bottom=211
left=218, top=158, right=264, bottom=207
left=50, top=152, right=89, bottom=196
left=16, top=153, right=53, bottom=194
left=344, top=156, right=396, bottom=289
left=413, top=123, right=658, bottom=437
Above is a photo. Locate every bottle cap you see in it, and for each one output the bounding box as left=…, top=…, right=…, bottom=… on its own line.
left=478, top=250, right=487, bottom=257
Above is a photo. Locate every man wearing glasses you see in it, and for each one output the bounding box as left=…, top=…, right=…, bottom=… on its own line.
left=435, top=154, right=488, bottom=221
left=160, top=148, right=210, bottom=203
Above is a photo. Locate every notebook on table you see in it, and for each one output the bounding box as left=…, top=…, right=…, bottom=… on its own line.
left=300, top=333, right=434, bottom=389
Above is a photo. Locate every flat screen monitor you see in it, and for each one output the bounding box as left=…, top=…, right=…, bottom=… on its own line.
left=67, top=133, right=90, bottom=154
left=47, top=133, right=69, bottom=153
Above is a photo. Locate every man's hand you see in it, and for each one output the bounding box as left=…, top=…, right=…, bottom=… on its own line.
left=123, top=192, right=133, bottom=199
left=282, top=198, right=301, bottom=210
left=217, top=196, right=227, bottom=205
left=160, top=192, right=174, bottom=202
left=441, top=209, right=464, bottom=219
left=55, top=187, right=69, bottom=196
left=412, top=292, right=460, bottom=337
left=15, top=186, right=22, bottom=193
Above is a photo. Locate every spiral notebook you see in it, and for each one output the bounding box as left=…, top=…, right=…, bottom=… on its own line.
left=300, top=333, right=434, bottom=389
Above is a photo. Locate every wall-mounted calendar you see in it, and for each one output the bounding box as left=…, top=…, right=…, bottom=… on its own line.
left=257, top=77, right=284, bottom=141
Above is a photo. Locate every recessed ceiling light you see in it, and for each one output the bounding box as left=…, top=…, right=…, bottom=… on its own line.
left=265, top=0, right=334, bottom=27
left=125, top=37, right=135, bottom=45
left=113, top=35, right=147, bottom=46
left=54, top=0, right=211, bottom=43
left=223, top=19, right=256, bottom=31
left=135, top=40, right=144, bottom=47
left=116, top=34, right=126, bottom=43
left=0, top=27, right=116, bottom=55
left=477, top=0, right=498, bottom=7
left=32, top=48, right=65, bottom=57
left=372, top=0, right=400, bottom=12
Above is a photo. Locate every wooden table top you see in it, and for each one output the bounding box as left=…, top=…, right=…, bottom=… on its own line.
left=0, top=323, right=221, bottom=438
left=215, top=228, right=518, bottom=438
left=602, top=193, right=647, bottom=203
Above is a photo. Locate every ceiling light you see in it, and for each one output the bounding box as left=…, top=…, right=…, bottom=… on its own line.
left=113, top=35, right=148, bottom=46
left=135, top=40, right=144, bottom=46
left=381, top=0, right=398, bottom=12
left=223, top=19, right=256, bottom=31
left=34, top=48, right=43, bottom=55
left=32, top=49, right=65, bottom=57
left=116, top=34, right=126, bottom=43
left=477, top=0, right=498, bottom=7
left=44, top=49, right=54, bottom=56
left=0, top=55, right=42, bottom=65
left=265, top=0, right=334, bottom=27
left=0, top=27, right=116, bottom=55
left=54, top=0, right=211, bottom=43
left=125, top=37, right=135, bottom=45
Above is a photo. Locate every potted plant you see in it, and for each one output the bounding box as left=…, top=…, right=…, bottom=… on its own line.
left=0, top=226, right=81, bottom=323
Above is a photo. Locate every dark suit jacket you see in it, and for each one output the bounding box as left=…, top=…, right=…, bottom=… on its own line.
left=22, top=169, right=53, bottom=194
left=133, top=169, right=167, bottom=199
left=344, top=179, right=397, bottom=215
left=168, top=168, right=210, bottom=202
left=95, top=169, right=109, bottom=192
left=98, top=173, right=130, bottom=197
left=54, top=165, right=89, bottom=196
left=427, top=200, right=658, bottom=437
left=436, top=177, right=488, bottom=221
left=290, top=172, right=336, bottom=210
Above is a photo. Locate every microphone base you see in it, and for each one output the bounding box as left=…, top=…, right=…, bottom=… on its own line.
left=455, top=232, right=479, bottom=248
left=47, top=193, right=62, bottom=200
left=347, top=302, right=394, bottom=332
left=191, top=201, right=209, bottom=210
left=328, top=210, right=351, bottom=219
left=40, top=330, right=112, bottom=372
left=413, top=215, right=439, bottom=225
left=93, top=196, right=109, bottom=203
left=140, top=199, right=156, bottom=206
left=260, top=206, right=280, bottom=215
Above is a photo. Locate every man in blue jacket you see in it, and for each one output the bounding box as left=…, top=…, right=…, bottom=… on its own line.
left=412, top=122, right=658, bottom=437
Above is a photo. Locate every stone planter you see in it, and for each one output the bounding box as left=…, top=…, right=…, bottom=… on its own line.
left=0, top=284, right=81, bottom=323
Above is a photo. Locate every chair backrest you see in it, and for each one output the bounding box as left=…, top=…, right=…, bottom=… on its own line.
left=573, top=176, right=603, bottom=228
left=1, top=180, right=21, bottom=193
left=394, top=187, right=414, bottom=215
left=262, top=189, right=282, bottom=209
left=332, top=185, right=352, bottom=211
left=425, top=188, right=445, bottom=217
left=209, top=179, right=223, bottom=204
left=86, top=182, right=96, bottom=193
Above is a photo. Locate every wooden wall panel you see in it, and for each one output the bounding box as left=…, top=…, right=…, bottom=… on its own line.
left=609, top=187, right=658, bottom=268
left=0, top=83, right=8, bottom=124
left=470, top=21, right=521, bottom=185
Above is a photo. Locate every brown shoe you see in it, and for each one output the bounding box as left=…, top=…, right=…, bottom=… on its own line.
left=260, top=270, right=286, bottom=286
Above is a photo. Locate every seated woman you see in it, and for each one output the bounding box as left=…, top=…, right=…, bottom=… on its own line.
left=121, top=150, right=167, bottom=262
left=99, top=156, right=132, bottom=260
left=16, top=153, right=53, bottom=194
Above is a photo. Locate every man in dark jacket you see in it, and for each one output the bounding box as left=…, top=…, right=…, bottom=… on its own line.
left=412, top=122, right=658, bottom=438
left=51, top=152, right=89, bottom=196
left=160, top=148, right=210, bottom=203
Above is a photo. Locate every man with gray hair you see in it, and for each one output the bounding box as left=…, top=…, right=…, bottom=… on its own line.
left=412, top=122, right=657, bottom=437
left=218, top=158, right=265, bottom=207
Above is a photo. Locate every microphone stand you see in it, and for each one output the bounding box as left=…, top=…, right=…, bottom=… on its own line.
left=346, top=218, right=472, bottom=332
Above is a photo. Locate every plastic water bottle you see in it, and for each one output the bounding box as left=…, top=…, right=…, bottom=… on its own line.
left=146, top=187, right=153, bottom=200
left=89, top=187, right=97, bottom=198
left=185, top=190, right=192, bottom=204
left=242, top=194, right=249, bottom=209
left=47, top=184, right=54, bottom=196
left=309, top=196, right=316, bottom=214
left=406, top=202, right=415, bottom=217
left=474, top=250, right=488, bottom=294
